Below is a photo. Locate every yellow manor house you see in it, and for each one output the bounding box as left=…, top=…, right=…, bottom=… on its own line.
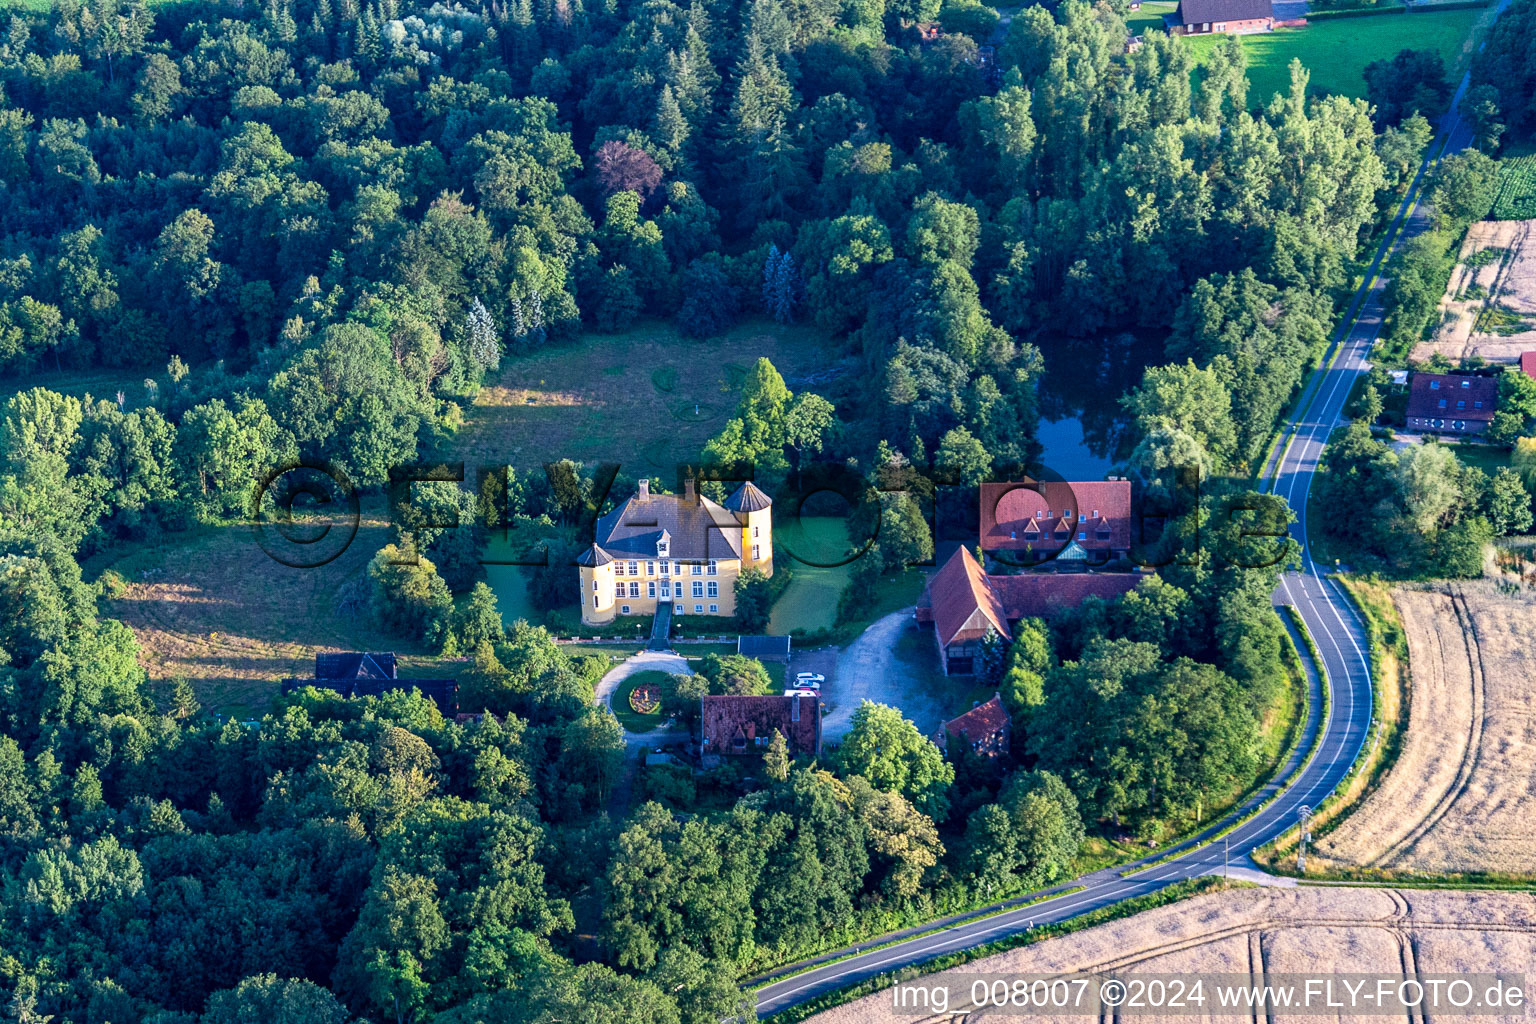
left=577, top=478, right=773, bottom=625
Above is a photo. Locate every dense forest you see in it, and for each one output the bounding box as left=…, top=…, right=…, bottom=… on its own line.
left=0, top=0, right=1484, bottom=1016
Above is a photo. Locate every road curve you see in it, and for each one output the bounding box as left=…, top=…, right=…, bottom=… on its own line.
left=752, top=44, right=1502, bottom=1017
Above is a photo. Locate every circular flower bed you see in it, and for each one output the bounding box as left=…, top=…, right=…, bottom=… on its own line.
left=628, top=684, right=661, bottom=715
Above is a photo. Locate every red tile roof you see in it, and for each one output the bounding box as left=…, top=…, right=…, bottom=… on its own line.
left=1405, top=373, right=1497, bottom=423
left=1523, top=352, right=1536, bottom=381
left=979, top=480, right=1132, bottom=553
left=990, top=573, right=1142, bottom=619
left=921, top=547, right=1011, bottom=647
left=918, top=548, right=1143, bottom=648
left=940, top=694, right=1010, bottom=747
left=701, top=695, right=821, bottom=757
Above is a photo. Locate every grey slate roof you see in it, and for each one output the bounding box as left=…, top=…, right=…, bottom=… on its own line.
left=315, top=651, right=396, bottom=680
left=576, top=543, right=614, bottom=567
left=723, top=481, right=773, bottom=513
left=1168, top=0, right=1272, bottom=24
left=596, top=490, right=747, bottom=561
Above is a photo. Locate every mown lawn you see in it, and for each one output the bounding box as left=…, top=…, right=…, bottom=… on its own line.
left=1183, top=8, right=1483, bottom=106
left=1125, top=0, right=1177, bottom=35
left=768, top=517, right=858, bottom=635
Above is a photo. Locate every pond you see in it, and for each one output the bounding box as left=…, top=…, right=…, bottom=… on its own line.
left=1033, top=332, right=1162, bottom=480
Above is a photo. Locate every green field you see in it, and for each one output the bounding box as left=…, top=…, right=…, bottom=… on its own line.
left=1126, top=1, right=1178, bottom=35
left=443, top=318, right=839, bottom=472
left=1492, top=150, right=1536, bottom=221
left=1184, top=9, right=1483, bottom=106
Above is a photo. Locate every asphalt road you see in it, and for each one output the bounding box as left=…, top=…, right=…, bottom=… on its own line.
left=752, top=44, right=1501, bottom=1018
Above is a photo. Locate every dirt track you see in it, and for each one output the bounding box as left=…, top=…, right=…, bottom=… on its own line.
left=1315, top=583, right=1536, bottom=875
left=807, top=886, right=1536, bottom=1024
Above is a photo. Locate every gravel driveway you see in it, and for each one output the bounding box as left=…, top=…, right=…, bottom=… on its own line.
left=818, top=608, right=952, bottom=744
left=594, top=649, right=690, bottom=745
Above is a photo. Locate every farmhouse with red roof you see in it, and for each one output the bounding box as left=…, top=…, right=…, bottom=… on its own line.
left=1404, top=373, right=1498, bottom=435
left=979, top=479, right=1133, bottom=563
left=916, top=546, right=1141, bottom=675
left=700, top=694, right=821, bottom=765
left=934, top=694, right=1011, bottom=758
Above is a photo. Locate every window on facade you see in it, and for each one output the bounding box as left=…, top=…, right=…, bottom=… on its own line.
left=1431, top=380, right=1440, bottom=389
left=592, top=579, right=597, bottom=592
left=648, top=582, right=656, bottom=598
left=692, top=581, right=704, bottom=597
left=646, top=561, right=654, bottom=575
left=615, top=562, right=624, bottom=575
left=675, top=603, right=683, bottom=613
left=1462, top=380, right=1471, bottom=388
left=628, top=561, right=638, bottom=575
left=751, top=544, right=761, bottom=560
left=694, top=604, right=703, bottom=613
left=1079, top=531, right=1087, bottom=540
left=630, top=582, right=640, bottom=597
left=593, top=595, right=599, bottom=607
left=621, top=605, right=630, bottom=614
left=709, top=603, right=718, bottom=613
left=707, top=581, right=718, bottom=597
left=1439, top=399, right=1448, bottom=408
left=691, top=563, right=702, bottom=575
left=707, top=560, right=717, bottom=575
left=1093, top=508, right=1100, bottom=517
left=1458, top=400, right=1466, bottom=409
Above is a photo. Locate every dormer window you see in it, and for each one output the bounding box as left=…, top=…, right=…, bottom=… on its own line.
left=1439, top=399, right=1448, bottom=409
left=1092, top=508, right=1100, bottom=518
left=657, top=531, right=670, bottom=558
left=1461, top=380, right=1471, bottom=388
left=1430, top=380, right=1440, bottom=389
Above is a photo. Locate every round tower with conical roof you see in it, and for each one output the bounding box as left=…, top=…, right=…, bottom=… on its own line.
left=724, top=481, right=773, bottom=576
left=577, top=543, right=616, bottom=624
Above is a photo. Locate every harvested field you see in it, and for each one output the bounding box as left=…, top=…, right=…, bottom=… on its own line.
left=1415, top=219, right=1536, bottom=364
left=103, top=499, right=448, bottom=714
left=1312, top=580, right=1536, bottom=876
left=806, top=886, right=1536, bottom=1024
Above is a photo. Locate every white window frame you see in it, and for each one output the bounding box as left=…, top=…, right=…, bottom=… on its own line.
left=709, top=603, right=719, bottom=613
left=648, top=581, right=656, bottom=598
left=707, top=560, right=717, bottom=575
left=707, top=581, right=718, bottom=597
left=621, top=604, right=630, bottom=614
left=751, top=544, right=761, bottom=561
left=691, top=563, right=702, bottom=576
left=646, top=561, right=654, bottom=575
left=692, top=581, right=704, bottom=597
left=694, top=604, right=703, bottom=613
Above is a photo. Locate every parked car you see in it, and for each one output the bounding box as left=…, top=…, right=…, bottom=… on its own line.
left=794, top=672, right=824, bottom=689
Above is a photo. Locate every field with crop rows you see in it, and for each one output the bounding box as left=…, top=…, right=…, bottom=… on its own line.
left=1493, top=153, right=1536, bottom=220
